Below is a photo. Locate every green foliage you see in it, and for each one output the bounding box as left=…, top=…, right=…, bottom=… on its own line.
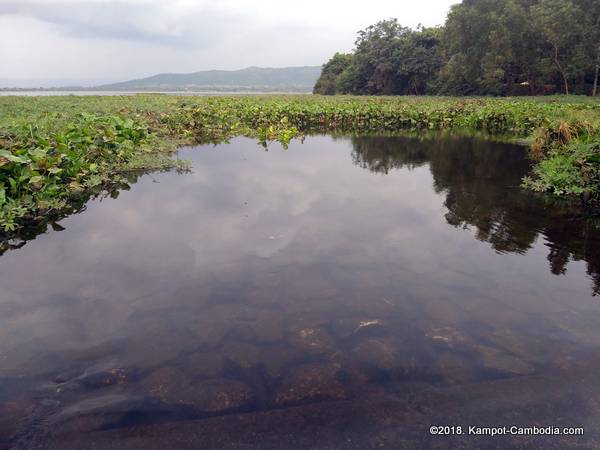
left=316, top=0, right=600, bottom=96
left=0, top=109, right=168, bottom=232
left=314, top=20, right=443, bottom=95
left=524, top=153, right=588, bottom=195
left=524, top=139, right=600, bottom=196
left=313, top=53, right=354, bottom=95
left=0, top=200, right=28, bottom=232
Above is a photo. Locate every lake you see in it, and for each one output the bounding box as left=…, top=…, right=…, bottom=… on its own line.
left=0, top=91, right=308, bottom=97
left=1, top=134, right=600, bottom=449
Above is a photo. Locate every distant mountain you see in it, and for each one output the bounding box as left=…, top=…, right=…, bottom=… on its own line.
left=96, top=66, right=322, bottom=92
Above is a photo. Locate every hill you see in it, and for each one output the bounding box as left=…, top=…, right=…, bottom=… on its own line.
left=96, top=66, right=322, bottom=92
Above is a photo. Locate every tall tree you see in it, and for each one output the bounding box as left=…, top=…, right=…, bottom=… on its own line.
left=352, top=19, right=410, bottom=94
left=531, top=0, right=585, bottom=95
left=439, top=0, right=546, bottom=95
left=395, top=26, right=443, bottom=95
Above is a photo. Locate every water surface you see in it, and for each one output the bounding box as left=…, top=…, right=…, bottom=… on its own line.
left=1, top=135, right=600, bottom=449
left=0, top=91, right=306, bottom=96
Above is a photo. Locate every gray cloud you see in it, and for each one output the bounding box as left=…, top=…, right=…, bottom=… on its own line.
left=0, top=0, right=455, bottom=84
left=0, top=1, right=246, bottom=47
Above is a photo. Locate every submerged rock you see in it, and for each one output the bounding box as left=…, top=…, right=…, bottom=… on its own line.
left=184, top=352, right=225, bottom=378
left=47, top=394, right=163, bottom=433
left=273, top=363, right=346, bottom=407
left=486, top=328, right=548, bottom=360
left=434, top=352, right=481, bottom=384
left=331, top=317, right=385, bottom=339
left=474, top=345, right=535, bottom=376
left=259, top=346, right=305, bottom=380
left=180, top=379, right=256, bottom=413
left=140, top=367, right=255, bottom=413
left=351, top=338, right=400, bottom=373
left=425, top=327, right=470, bottom=349
left=77, top=368, right=128, bottom=389
left=55, top=365, right=128, bottom=394
left=289, top=327, right=335, bottom=354
left=141, top=366, right=189, bottom=403
left=221, top=341, right=262, bottom=370
left=54, top=368, right=82, bottom=384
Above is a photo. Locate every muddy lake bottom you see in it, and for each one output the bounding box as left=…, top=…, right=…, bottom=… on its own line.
left=2, top=135, right=600, bottom=449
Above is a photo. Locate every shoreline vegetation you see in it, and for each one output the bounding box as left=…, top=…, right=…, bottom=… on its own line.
left=1, top=94, right=600, bottom=240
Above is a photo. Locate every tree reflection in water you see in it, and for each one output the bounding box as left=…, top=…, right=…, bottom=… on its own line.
left=350, top=134, right=600, bottom=295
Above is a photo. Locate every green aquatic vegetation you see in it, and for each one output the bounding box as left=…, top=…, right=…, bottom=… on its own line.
left=0, top=111, right=176, bottom=231
left=524, top=152, right=590, bottom=195
left=0, top=200, right=28, bottom=232
left=1, top=94, right=600, bottom=235
left=524, top=141, right=600, bottom=195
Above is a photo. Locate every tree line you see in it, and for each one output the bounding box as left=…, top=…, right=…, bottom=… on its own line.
left=314, top=0, right=600, bottom=96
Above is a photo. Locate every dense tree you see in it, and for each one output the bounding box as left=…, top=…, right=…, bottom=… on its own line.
left=439, top=0, right=548, bottom=95
left=395, top=27, right=443, bottom=95
left=315, top=0, right=599, bottom=96
left=312, top=53, right=354, bottom=95
left=352, top=19, right=409, bottom=94
left=314, top=20, right=442, bottom=95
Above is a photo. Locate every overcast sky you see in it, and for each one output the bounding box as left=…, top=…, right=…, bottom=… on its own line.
left=0, top=0, right=457, bottom=86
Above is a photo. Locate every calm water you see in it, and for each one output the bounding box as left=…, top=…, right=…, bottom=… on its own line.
left=2, top=135, right=600, bottom=449
left=0, top=91, right=143, bottom=97
left=0, top=91, right=306, bottom=97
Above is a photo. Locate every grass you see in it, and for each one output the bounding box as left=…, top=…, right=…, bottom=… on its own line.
left=1, top=94, right=599, bottom=236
